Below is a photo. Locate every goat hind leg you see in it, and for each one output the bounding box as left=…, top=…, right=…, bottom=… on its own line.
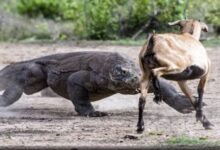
left=196, top=74, right=213, bottom=129
left=137, top=73, right=151, bottom=133
left=137, top=84, right=148, bottom=133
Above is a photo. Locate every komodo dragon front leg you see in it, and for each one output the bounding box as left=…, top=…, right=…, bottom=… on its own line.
left=67, top=70, right=108, bottom=117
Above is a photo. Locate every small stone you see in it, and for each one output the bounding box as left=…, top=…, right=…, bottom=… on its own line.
left=123, top=134, right=139, bottom=140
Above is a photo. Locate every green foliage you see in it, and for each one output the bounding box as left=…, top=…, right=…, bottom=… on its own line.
left=203, top=0, right=220, bottom=27
left=186, top=0, right=220, bottom=26
left=109, top=38, right=145, bottom=46
left=155, top=0, right=185, bottom=21
left=0, top=0, right=17, bottom=13
left=202, top=37, right=220, bottom=47
left=82, top=0, right=119, bottom=39
left=15, top=0, right=187, bottom=40
left=17, top=0, right=62, bottom=19
left=0, top=0, right=220, bottom=41
left=2, top=0, right=220, bottom=40
left=167, top=136, right=206, bottom=145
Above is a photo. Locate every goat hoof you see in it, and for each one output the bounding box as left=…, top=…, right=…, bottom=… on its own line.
left=136, top=126, right=145, bottom=134
left=203, top=122, right=214, bottom=130
left=196, top=110, right=203, bottom=122
left=202, top=115, right=214, bottom=130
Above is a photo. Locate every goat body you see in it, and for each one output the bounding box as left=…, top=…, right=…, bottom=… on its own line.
left=141, top=33, right=210, bottom=79
left=137, top=20, right=213, bottom=133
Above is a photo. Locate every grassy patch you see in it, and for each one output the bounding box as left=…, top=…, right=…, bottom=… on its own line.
left=10, top=37, right=220, bottom=48
left=166, top=135, right=220, bottom=146
left=109, top=39, right=145, bottom=46
left=148, top=130, right=165, bottom=136
left=108, top=37, right=220, bottom=47
left=202, top=37, right=220, bottom=47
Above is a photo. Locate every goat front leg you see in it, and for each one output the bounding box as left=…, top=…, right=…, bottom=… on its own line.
left=196, top=74, right=213, bottom=129
left=178, top=81, right=197, bottom=106
left=137, top=73, right=151, bottom=133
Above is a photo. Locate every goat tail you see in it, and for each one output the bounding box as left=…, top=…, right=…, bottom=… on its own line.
left=139, top=34, right=152, bottom=70
left=139, top=33, right=155, bottom=72
left=139, top=33, right=154, bottom=58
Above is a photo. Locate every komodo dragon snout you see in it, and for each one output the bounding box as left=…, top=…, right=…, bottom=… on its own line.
left=109, top=63, right=140, bottom=93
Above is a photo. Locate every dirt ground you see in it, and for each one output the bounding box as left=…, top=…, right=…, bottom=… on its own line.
left=0, top=42, right=220, bottom=148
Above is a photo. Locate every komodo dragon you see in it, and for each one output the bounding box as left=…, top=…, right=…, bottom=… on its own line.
left=0, top=51, right=195, bottom=116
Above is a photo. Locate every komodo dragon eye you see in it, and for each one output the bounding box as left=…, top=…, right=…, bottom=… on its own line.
left=122, top=70, right=127, bottom=75
left=115, top=66, right=128, bottom=76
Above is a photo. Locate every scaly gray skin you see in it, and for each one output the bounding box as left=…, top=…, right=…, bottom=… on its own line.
left=0, top=51, right=194, bottom=117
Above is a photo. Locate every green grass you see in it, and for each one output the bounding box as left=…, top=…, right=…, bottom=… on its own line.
left=109, top=38, right=145, bottom=46
left=11, top=37, right=220, bottom=49
left=108, top=37, right=220, bottom=47
left=202, top=37, right=220, bottom=47
left=166, top=135, right=220, bottom=146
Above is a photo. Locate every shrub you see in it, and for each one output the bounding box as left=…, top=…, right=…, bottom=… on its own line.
left=15, top=0, right=187, bottom=40
left=17, top=0, right=63, bottom=19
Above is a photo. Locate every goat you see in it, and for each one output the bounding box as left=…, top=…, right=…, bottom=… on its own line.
left=137, top=19, right=213, bottom=132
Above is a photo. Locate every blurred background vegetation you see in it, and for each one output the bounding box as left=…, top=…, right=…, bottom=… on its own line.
left=0, top=0, right=219, bottom=41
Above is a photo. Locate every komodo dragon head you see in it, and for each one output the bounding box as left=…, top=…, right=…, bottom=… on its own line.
left=108, top=56, right=140, bottom=94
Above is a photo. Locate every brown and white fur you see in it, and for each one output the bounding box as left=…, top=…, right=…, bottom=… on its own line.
left=137, top=19, right=213, bottom=132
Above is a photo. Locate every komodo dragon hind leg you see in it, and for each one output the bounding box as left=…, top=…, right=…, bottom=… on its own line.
left=0, top=85, right=23, bottom=107
left=67, top=71, right=108, bottom=117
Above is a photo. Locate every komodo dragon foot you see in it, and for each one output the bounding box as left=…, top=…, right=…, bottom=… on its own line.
left=83, top=111, right=108, bottom=117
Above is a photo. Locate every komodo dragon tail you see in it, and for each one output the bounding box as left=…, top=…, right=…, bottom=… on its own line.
left=0, top=65, right=24, bottom=106
left=0, top=66, right=9, bottom=91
